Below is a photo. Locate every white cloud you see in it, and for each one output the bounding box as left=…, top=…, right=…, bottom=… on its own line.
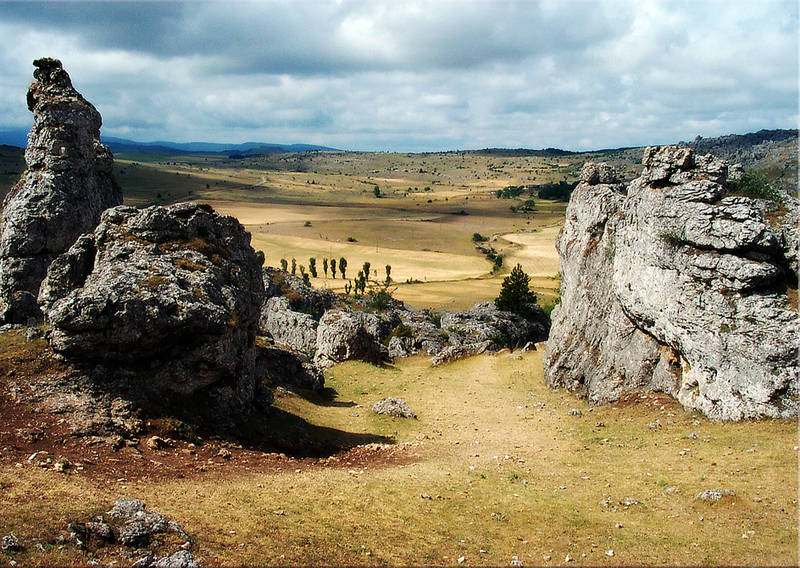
left=0, top=0, right=795, bottom=151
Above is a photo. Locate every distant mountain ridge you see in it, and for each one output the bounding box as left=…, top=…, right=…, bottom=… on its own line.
left=0, top=128, right=341, bottom=155
left=0, top=126, right=795, bottom=156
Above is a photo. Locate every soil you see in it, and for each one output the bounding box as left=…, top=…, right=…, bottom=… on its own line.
left=0, top=331, right=416, bottom=488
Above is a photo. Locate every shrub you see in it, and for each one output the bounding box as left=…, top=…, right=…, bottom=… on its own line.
left=390, top=322, right=413, bottom=338
left=366, top=288, right=395, bottom=311
left=339, top=257, right=348, bottom=279
left=728, top=170, right=781, bottom=202
left=472, top=232, right=488, bottom=243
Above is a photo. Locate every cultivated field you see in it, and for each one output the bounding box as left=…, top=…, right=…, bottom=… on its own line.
left=106, top=150, right=576, bottom=309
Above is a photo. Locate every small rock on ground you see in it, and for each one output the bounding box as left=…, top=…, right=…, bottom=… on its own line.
left=372, top=397, right=417, bottom=418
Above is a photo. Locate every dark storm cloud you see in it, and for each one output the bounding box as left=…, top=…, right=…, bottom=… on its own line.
left=0, top=0, right=795, bottom=151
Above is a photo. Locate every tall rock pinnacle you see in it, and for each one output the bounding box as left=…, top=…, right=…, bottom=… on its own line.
left=0, top=58, right=122, bottom=323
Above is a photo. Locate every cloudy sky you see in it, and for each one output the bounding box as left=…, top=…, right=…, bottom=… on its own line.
left=0, top=0, right=796, bottom=151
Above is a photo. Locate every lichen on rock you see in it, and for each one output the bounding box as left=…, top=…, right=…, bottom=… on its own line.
left=544, top=149, right=798, bottom=420
left=40, top=202, right=265, bottom=410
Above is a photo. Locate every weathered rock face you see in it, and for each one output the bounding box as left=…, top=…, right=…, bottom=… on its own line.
left=545, top=148, right=798, bottom=420
left=0, top=58, right=122, bottom=323
left=260, top=296, right=318, bottom=357
left=314, top=308, right=391, bottom=369
left=40, top=202, right=265, bottom=407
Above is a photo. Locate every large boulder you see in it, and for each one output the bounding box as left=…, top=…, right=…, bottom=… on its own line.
left=544, top=150, right=798, bottom=420
left=0, top=58, right=122, bottom=323
left=314, top=308, right=390, bottom=369
left=259, top=296, right=318, bottom=357
left=39, top=202, right=265, bottom=408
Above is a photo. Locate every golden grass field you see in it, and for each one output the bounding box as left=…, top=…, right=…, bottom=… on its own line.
left=1, top=348, right=795, bottom=566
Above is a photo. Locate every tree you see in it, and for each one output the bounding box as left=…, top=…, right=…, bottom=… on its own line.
left=323, top=257, right=329, bottom=277
left=373, top=185, right=381, bottom=198
left=291, top=258, right=297, bottom=275
left=280, top=258, right=288, bottom=272
left=495, top=264, right=538, bottom=319
left=362, top=261, right=371, bottom=282
left=339, top=257, right=348, bottom=279
left=330, top=258, right=337, bottom=279
left=309, top=257, right=317, bottom=278
left=385, top=264, right=392, bottom=283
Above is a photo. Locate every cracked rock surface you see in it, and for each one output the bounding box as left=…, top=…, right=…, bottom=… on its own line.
left=544, top=148, right=798, bottom=420
left=0, top=58, right=122, bottom=323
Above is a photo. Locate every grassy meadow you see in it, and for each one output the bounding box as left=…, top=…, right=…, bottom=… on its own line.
left=1, top=348, right=795, bottom=566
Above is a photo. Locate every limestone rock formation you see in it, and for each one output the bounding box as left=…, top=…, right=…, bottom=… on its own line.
left=441, top=302, right=547, bottom=350
left=260, top=265, right=549, bottom=369
left=544, top=149, right=798, bottom=420
left=314, top=308, right=391, bottom=369
left=40, top=202, right=265, bottom=409
left=0, top=58, right=122, bottom=323
left=260, top=296, right=318, bottom=357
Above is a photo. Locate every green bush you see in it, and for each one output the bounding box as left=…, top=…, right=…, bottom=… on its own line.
left=728, top=170, right=781, bottom=202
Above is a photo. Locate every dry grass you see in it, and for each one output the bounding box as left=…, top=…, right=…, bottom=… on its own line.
left=1, top=350, right=795, bottom=566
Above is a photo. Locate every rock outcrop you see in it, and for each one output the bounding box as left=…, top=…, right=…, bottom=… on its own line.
left=259, top=267, right=549, bottom=369
left=0, top=58, right=122, bottom=323
left=544, top=147, right=798, bottom=420
left=314, top=308, right=391, bottom=368
left=40, top=202, right=265, bottom=410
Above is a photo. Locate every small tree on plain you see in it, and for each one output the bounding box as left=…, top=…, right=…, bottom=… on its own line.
left=291, top=258, right=297, bottom=275
left=362, top=261, right=371, bottom=282
left=309, top=257, right=317, bottom=278
left=323, top=257, right=329, bottom=277
left=330, top=258, right=337, bottom=279
left=339, top=257, right=348, bottom=279
left=385, top=264, right=392, bottom=283
left=495, top=263, right=538, bottom=319
left=280, top=258, right=288, bottom=272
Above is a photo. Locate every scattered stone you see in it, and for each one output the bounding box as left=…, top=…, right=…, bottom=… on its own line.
left=648, top=420, right=662, bottom=430
left=664, top=487, right=678, bottom=495
left=594, top=421, right=605, bottom=428
left=147, top=436, right=168, bottom=450
left=687, top=432, right=698, bottom=439
left=605, top=550, right=614, bottom=557
left=567, top=408, right=582, bottom=417
left=565, top=553, right=573, bottom=562
left=695, top=489, right=736, bottom=502
left=151, top=550, right=199, bottom=568
left=420, top=493, right=432, bottom=500
left=1, top=534, right=21, bottom=551
left=622, top=497, right=641, bottom=507
left=217, top=448, right=232, bottom=460
left=430, top=341, right=492, bottom=366
left=52, top=458, right=72, bottom=472
left=372, top=397, right=417, bottom=418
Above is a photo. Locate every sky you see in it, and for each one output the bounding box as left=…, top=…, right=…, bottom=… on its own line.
left=0, top=0, right=796, bottom=152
